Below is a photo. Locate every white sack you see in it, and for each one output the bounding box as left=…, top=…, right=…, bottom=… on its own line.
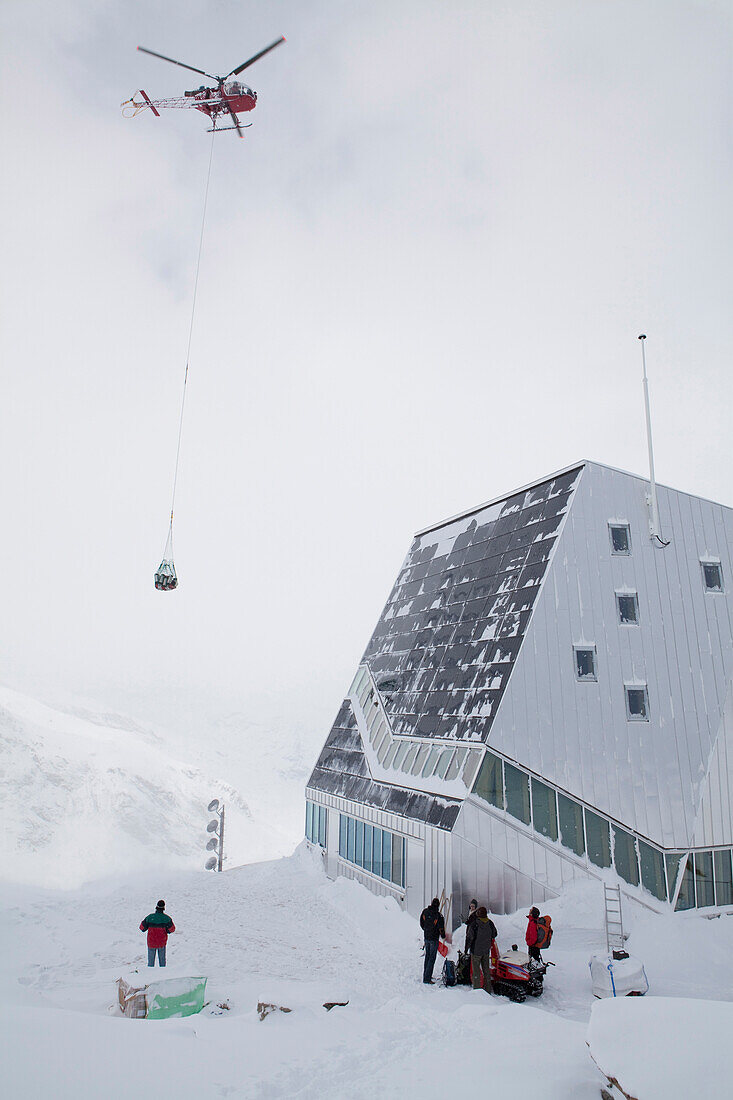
left=589, top=952, right=649, bottom=998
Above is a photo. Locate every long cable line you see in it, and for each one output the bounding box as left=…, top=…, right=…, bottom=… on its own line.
left=156, top=127, right=216, bottom=590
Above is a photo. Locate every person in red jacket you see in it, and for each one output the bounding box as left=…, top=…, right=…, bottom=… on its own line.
left=140, top=899, right=175, bottom=967
left=525, top=906, right=541, bottom=961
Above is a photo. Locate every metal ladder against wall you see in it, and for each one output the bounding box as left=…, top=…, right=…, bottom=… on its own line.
left=604, top=883, right=626, bottom=954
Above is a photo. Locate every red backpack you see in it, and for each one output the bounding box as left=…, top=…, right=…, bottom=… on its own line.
left=535, top=915, right=553, bottom=950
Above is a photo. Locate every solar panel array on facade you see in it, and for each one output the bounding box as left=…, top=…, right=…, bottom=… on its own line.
left=362, top=467, right=582, bottom=743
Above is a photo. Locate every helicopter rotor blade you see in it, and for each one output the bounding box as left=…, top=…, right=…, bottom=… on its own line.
left=227, top=36, right=285, bottom=78
left=137, top=46, right=217, bottom=81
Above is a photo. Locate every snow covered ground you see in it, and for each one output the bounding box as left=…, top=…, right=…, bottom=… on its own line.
left=0, top=684, right=317, bottom=887
left=2, top=843, right=733, bottom=1099
left=2, top=684, right=733, bottom=1097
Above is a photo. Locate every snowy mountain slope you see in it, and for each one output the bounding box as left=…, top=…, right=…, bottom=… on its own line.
left=2, top=847, right=732, bottom=1100
left=0, top=684, right=298, bottom=888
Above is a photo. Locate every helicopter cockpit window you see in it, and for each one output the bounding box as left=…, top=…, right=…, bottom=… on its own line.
left=225, top=82, right=247, bottom=96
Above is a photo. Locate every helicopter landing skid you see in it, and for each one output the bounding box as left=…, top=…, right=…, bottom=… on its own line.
left=208, top=122, right=252, bottom=132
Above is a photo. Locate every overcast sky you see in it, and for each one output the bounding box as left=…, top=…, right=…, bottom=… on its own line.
left=1, top=0, right=731, bottom=742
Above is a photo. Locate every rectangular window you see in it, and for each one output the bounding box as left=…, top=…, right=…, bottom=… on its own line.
left=347, top=816, right=355, bottom=864
left=574, top=647, right=597, bottom=681
left=504, top=763, right=531, bottom=825
left=363, top=823, right=373, bottom=874
left=339, top=814, right=347, bottom=858
left=558, top=793, right=585, bottom=856
left=531, top=777, right=558, bottom=841
left=421, top=747, right=441, bottom=777
left=372, top=828, right=382, bottom=878
left=411, top=745, right=430, bottom=775
left=393, top=743, right=410, bottom=770
left=585, top=809, right=611, bottom=868
left=392, top=835, right=404, bottom=887
left=435, top=749, right=453, bottom=779
left=625, top=686, right=649, bottom=721
left=639, top=840, right=666, bottom=901
left=366, top=702, right=381, bottom=732
left=318, top=805, right=327, bottom=848
left=381, top=830, right=392, bottom=881
left=665, top=853, right=684, bottom=902
left=713, top=849, right=733, bottom=906
left=383, top=742, right=400, bottom=770
left=306, top=800, right=313, bottom=842
left=355, top=818, right=364, bottom=867
left=702, top=561, right=723, bottom=592
left=616, top=593, right=639, bottom=624
left=694, top=851, right=715, bottom=908
left=609, top=523, right=631, bottom=554
left=675, top=855, right=695, bottom=910
left=473, top=751, right=504, bottom=809
left=613, top=826, right=639, bottom=886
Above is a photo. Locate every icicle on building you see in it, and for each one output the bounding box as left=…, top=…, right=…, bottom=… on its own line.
left=305, top=462, right=733, bottom=922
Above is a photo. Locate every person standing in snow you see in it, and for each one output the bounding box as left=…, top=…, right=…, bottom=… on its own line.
left=464, top=898, right=478, bottom=952
left=419, top=898, right=445, bottom=984
left=140, top=899, right=175, bottom=967
left=466, top=905, right=497, bottom=994
left=525, top=906, right=541, bottom=961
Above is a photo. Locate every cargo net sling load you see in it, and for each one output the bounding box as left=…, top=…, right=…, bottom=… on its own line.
left=124, top=38, right=285, bottom=590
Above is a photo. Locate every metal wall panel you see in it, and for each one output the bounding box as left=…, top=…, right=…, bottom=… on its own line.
left=488, top=462, right=733, bottom=850
left=692, top=682, right=733, bottom=847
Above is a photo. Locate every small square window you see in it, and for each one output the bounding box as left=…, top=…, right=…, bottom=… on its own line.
left=625, top=685, right=649, bottom=721
left=609, top=524, right=631, bottom=554
left=702, top=562, right=723, bottom=592
left=574, top=646, right=597, bottom=680
left=616, top=593, right=639, bottom=624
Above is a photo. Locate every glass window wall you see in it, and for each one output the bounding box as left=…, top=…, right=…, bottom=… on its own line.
left=558, top=793, right=585, bottom=856
left=585, top=810, right=611, bottom=868
left=504, top=763, right=531, bottom=824
left=714, top=850, right=733, bottom=906
left=694, top=850, right=715, bottom=908
left=338, top=813, right=405, bottom=887
left=639, top=840, right=666, bottom=901
left=613, top=826, right=639, bottom=886
left=473, top=752, right=504, bottom=809
left=665, top=853, right=683, bottom=902
left=676, top=855, right=695, bottom=910
left=531, top=778, right=558, bottom=841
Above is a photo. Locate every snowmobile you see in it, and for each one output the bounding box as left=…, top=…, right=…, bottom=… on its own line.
left=458, top=943, right=552, bottom=1003
left=490, top=943, right=551, bottom=1002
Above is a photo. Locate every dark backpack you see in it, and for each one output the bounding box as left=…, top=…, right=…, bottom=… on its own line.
left=455, top=951, right=472, bottom=985
left=442, top=959, right=456, bottom=987
left=422, top=910, right=441, bottom=938
left=535, top=915, right=553, bottom=950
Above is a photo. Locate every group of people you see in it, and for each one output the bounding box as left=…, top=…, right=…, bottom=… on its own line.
left=142, top=896, right=544, bottom=981
left=420, top=897, right=544, bottom=991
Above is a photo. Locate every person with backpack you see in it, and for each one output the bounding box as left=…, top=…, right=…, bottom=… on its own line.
left=466, top=905, right=497, bottom=994
left=526, top=906, right=553, bottom=960
left=419, top=898, right=445, bottom=984
left=140, top=899, right=175, bottom=967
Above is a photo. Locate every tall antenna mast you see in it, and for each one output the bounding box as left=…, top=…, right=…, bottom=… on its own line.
left=638, top=334, right=668, bottom=546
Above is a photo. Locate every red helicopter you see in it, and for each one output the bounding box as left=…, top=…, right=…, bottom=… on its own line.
left=123, top=36, right=285, bottom=137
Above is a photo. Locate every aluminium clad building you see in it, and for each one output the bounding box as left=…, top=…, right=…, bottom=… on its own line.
left=305, top=461, right=733, bottom=923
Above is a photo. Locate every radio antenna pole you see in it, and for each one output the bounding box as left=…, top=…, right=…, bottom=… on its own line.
left=638, top=334, right=669, bottom=546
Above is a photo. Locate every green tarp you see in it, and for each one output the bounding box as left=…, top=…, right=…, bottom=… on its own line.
left=145, top=977, right=208, bottom=1020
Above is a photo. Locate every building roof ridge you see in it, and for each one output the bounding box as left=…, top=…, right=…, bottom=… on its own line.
left=415, top=459, right=731, bottom=537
